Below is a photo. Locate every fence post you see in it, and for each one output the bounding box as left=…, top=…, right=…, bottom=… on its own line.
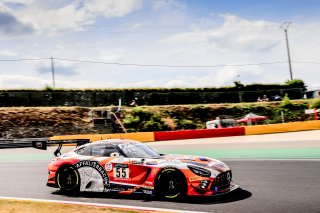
left=281, top=111, right=285, bottom=123
left=238, top=91, right=243, bottom=102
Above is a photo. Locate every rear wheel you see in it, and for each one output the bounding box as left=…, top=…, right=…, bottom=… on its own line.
left=56, top=166, right=80, bottom=193
left=155, top=168, right=186, bottom=200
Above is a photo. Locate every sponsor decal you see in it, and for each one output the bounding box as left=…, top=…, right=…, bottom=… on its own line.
left=131, top=160, right=143, bottom=165
left=189, top=177, right=204, bottom=182
left=209, top=165, right=224, bottom=173
left=74, top=160, right=110, bottom=192
left=145, top=181, right=153, bottom=185
left=105, top=162, right=113, bottom=172
left=199, top=157, right=208, bottom=161
left=113, top=164, right=129, bottom=178
left=157, top=160, right=167, bottom=164
left=61, top=153, right=73, bottom=158
left=75, top=147, right=85, bottom=154
left=115, top=157, right=127, bottom=163
left=111, top=187, right=131, bottom=191
left=145, top=161, right=158, bottom=166
left=118, top=142, right=137, bottom=149
left=142, top=185, right=154, bottom=190
left=115, top=163, right=129, bottom=168
left=209, top=162, right=226, bottom=169
left=143, top=189, right=153, bottom=195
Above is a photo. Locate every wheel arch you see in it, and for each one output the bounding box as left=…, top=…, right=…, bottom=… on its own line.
left=154, top=166, right=188, bottom=198
left=55, top=163, right=80, bottom=192
left=155, top=166, right=187, bottom=182
left=55, top=163, right=75, bottom=179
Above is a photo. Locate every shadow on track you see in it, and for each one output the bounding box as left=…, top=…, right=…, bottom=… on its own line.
left=52, top=188, right=252, bottom=205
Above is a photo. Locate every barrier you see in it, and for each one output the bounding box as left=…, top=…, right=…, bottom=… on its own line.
left=48, top=120, right=320, bottom=143
left=245, top=120, right=320, bottom=135
left=154, top=127, right=245, bottom=141
left=49, top=132, right=155, bottom=142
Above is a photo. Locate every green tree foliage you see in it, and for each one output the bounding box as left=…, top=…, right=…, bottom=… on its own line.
left=281, top=93, right=292, bottom=108
left=234, top=81, right=244, bottom=90
left=285, top=79, right=306, bottom=89
left=174, top=119, right=198, bottom=130
left=123, top=107, right=170, bottom=132
left=44, top=85, right=54, bottom=91
left=310, top=98, right=320, bottom=109
left=0, top=81, right=307, bottom=107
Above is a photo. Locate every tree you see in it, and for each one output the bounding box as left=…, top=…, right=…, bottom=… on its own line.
left=234, top=81, right=244, bottom=90
left=285, top=79, right=306, bottom=89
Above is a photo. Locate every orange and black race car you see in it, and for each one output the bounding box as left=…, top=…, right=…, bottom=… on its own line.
left=33, top=139, right=238, bottom=199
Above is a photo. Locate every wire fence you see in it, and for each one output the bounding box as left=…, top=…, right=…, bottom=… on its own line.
left=0, top=88, right=305, bottom=107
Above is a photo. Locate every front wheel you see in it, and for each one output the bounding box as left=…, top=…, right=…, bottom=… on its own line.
left=56, top=166, right=80, bottom=193
left=155, top=168, right=186, bottom=200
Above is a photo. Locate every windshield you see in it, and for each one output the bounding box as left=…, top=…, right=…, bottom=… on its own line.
left=119, top=143, right=161, bottom=158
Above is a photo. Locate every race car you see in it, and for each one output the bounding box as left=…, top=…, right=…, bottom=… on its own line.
left=34, top=139, right=238, bottom=199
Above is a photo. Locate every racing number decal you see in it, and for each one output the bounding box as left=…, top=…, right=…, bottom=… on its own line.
left=113, top=164, right=129, bottom=178
left=114, top=167, right=129, bottom=178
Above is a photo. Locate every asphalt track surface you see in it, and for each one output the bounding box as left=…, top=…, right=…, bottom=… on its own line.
left=0, top=131, right=320, bottom=213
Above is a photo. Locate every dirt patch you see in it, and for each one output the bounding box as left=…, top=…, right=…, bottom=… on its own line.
left=0, top=107, right=95, bottom=138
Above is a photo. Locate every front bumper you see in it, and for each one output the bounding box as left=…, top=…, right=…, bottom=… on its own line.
left=211, top=183, right=239, bottom=196
left=47, top=170, right=58, bottom=188
left=188, top=182, right=239, bottom=196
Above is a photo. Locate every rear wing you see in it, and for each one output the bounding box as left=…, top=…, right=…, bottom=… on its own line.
left=32, top=139, right=90, bottom=156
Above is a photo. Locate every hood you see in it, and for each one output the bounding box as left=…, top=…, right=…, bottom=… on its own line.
left=162, top=154, right=230, bottom=173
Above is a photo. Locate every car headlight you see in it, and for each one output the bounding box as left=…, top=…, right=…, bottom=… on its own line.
left=187, top=165, right=211, bottom=177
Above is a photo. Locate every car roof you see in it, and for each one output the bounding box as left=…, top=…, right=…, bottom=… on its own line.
left=90, top=139, right=142, bottom=146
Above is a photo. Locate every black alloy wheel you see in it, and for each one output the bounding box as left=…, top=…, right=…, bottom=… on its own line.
left=56, top=166, right=80, bottom=193
left=156, top=168, right=186, bottom=200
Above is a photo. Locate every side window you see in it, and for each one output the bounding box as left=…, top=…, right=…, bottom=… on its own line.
left=103, top=146, right=119, bottom=157
left=75, top=145, right=92, bottom=156
left=92, top=144, right=108, bottom=156
left=76, top=144, right=118, bottom=157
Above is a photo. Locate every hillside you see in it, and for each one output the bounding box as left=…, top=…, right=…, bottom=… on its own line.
left=0, top=100, right=314, bottom=139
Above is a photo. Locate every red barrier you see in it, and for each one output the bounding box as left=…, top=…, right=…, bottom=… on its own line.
left=154, top=127, right=245, bottom=141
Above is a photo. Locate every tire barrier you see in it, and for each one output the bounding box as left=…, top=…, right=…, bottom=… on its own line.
left=244, top=120, right=320, bottom=135
left=154, top=127, right=245, bottom=141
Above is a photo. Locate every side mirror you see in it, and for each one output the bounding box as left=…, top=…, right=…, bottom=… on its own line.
left=110, top=152, right=120, bottom=157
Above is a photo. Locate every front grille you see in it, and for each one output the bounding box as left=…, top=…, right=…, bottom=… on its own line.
left=212, top=171, right=232, bottom=187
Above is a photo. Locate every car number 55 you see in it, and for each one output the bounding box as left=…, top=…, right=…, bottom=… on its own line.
left=114, top=167, right=129, bottom=178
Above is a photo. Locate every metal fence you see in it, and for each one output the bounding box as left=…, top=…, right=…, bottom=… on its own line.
left=0, top=88, right=305, bottom=107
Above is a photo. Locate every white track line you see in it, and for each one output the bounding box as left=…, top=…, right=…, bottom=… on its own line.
left=1, top=159, right=320, bottom=163
left=220, top=158, right=320, bottom=161
left=0, top=160, right=49, bottom=163
left=1, top=158, right=319, bottom=165
left=0, top=196, right=209, bottom=213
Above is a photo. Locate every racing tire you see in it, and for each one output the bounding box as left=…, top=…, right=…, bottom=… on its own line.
left=56, top=165, right=80, bottom=194
left=155, top=168, right=187, bottom=200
